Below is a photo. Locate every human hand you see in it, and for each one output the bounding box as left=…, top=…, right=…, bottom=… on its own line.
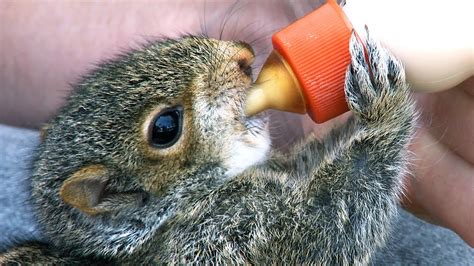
left=401, top=77, right=474, bottom=247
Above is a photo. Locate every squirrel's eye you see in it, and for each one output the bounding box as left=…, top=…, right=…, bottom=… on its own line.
left=150, top=107, right=183, bottom=148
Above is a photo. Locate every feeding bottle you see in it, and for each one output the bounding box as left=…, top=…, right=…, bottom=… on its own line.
left=245, top=0, right=473, bottom=123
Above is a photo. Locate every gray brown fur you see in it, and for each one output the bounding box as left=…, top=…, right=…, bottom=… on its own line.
left=0, top=30, right=416, bottom=264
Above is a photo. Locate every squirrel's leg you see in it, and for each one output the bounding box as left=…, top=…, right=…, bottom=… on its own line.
left=0, top=242, right=112, bottom=265
left=286, top=31, right=416, bottom=264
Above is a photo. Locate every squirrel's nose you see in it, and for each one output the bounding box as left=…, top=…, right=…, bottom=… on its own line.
left=233, top=42, right=255, bottom=78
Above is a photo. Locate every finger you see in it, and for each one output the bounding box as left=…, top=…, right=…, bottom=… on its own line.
left=403, top=127, right=474, bottom=247
left=365, top=29, right=391, bottom=92
left=462, top=77, right=474, bottom=97
left=346, top=33, right=375, bottom=106
left=421, top=77, right=474, bottom=164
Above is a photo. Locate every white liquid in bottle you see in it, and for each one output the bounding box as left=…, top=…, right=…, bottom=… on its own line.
left=343, top=0, right=474, bottom=92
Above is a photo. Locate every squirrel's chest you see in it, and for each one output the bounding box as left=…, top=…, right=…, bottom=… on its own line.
left=153, top=181, right=313, bottom=263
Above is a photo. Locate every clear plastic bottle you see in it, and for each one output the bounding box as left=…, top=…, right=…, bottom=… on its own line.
left=343, top=0, right=473, bottom=92
left=245, top=0, right=473, bottom=123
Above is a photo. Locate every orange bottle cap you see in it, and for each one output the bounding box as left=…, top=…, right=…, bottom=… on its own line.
left=272, top=0, right=353, bottom=123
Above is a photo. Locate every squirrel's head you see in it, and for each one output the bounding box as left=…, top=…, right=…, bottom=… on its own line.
left=33, top=37, right=269, bottom=258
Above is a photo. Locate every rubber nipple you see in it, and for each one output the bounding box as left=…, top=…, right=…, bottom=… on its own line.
left=245, top=0, right=353, bottom=123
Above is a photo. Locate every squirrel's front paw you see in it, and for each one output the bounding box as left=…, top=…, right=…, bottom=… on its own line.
left=344, top=30, right=412, bottom=125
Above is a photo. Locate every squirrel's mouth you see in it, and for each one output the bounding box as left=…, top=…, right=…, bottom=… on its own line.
left=224, top=111, right=270, bottom=178
left=240, top=86, right=268, bottom=136
left=244, top=114, right=268, bottom=136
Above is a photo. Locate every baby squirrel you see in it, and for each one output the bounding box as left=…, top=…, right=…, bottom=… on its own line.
left=0, top=30, right=415, bottom=264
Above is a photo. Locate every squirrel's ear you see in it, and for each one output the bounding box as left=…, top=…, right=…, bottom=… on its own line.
left=60, top=165, right=109, bottom=216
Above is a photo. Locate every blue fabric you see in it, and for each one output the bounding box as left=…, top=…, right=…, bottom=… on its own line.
left=373, top=210, right=474, bottom=265
left=0, top=124, right=41, bottom=250
left=0, top=123, right=472, bottom=263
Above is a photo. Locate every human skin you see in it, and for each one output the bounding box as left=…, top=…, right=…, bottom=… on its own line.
left=402, top=79, right=474, bottom=246
left=1, top=0, right=473, bottom=247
